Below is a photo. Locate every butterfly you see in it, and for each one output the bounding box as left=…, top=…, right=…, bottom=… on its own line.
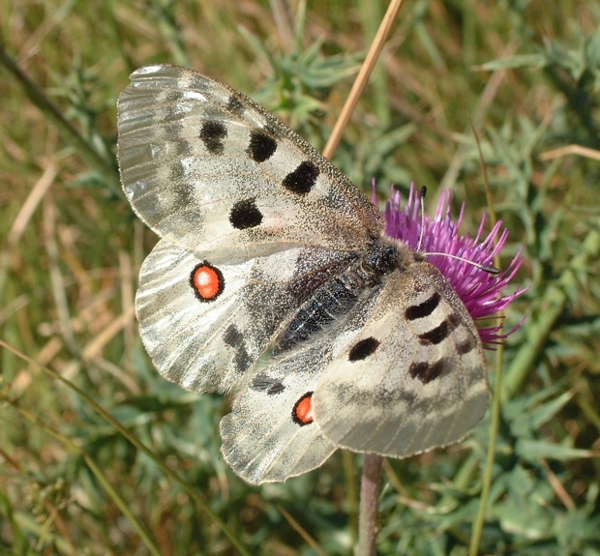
left=117, top=64, right=489, bottom=485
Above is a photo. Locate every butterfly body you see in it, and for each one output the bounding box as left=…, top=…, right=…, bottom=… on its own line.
left=274, top=237, right=412, bottom=354
left=118, top=65, right=489, bottom=484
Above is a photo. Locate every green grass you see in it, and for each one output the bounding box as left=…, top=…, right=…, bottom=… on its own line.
left=1, top=0, right=600, bottom=554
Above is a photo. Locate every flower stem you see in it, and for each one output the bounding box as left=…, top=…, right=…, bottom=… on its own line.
left=356, top=453, right=383, bottom=556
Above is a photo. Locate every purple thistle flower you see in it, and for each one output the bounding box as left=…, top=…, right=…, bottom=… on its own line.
left=375, top=182, right=527, bottom=345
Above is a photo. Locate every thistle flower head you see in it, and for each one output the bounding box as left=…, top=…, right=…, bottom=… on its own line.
left=376, top=183, right=526, bottom=345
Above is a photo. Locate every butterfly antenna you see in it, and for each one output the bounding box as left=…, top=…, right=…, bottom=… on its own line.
left=416, top=185, right=427, bottom=253
left=418, top=185, right=500, bottom=275
left=426, top=251, right=500, bottom=274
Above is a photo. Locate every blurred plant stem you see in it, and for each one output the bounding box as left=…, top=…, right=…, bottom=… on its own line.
left=356, top=453, right=383, bottom=556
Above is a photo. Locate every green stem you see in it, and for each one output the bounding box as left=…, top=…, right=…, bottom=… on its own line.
left=469, top=343, right=504, bottom=556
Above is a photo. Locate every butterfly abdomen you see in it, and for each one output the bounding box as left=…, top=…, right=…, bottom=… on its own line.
left=275, top=238, right=411, bottom=354
left=275, top=277, right=360, bottom=353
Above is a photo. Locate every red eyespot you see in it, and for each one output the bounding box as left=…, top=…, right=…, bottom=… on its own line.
left=292, top=392, right=314, bottom=426
left=190, top=262, right=224, bottom=302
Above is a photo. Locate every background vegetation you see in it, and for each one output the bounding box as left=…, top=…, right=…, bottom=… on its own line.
left=1, top=0, right=599, bottom=554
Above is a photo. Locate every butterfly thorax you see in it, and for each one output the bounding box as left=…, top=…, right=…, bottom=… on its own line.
left=361, top=236, right=420, bottom=277
left=274, top=237, right=417, bottom=354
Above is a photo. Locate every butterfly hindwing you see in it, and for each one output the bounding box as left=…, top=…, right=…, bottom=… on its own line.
left=219, top=344, right=337, bottom=485
left=117, top=64, right=384, bottom=263
left=220, top=258, right=488, bottom=483
left=136, top=238, right=356, bottom=393
left=313, top=261, right=488, bottom=456
left=220, top=280, right=383, bottom=483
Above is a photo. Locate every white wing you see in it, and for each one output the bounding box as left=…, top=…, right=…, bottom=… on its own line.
left=313, top=262, right=489, bottom=456
left=219, top=283, right=382, bottom=484
left=137, top=239, right=355, bottom=394
left=220, top=344, right=337, bottom=485
left=117, top=64, right=384, bottom=263
left=118, top=65, right=488, bottom=484
left=220, top=259, right=488, bottom=483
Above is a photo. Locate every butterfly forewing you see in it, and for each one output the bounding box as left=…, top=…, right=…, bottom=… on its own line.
left=117, top=65, right=384, bottom=262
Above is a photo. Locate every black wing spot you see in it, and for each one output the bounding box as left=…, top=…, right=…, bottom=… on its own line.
left=227, top=95, right=245, bottom=116
left=229, top=198, right=263, bottom=229
left=251, top=375, right=286, bottom=395
left=199, top=120, right=227, bottom=154
left=234, top=348, right=251, bottom=374
left=409, top=359, right=447, bottom=384
left=247, top=130, right=277, bottom=162
left=406, top=292, right=441, bottom=321
left=457, top=336, right=477, bottom=355
left=282, top=161, right=320, bottom=195
left=419, top=320, right=450, bottom=345
left=223, top=324, right=243, bottom=347
left=348, top=337, right=380, bottom=361
left=223, top=324, right=251, bottom=373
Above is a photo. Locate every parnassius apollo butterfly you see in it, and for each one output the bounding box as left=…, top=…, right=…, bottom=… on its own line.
left=117, top=64, right=489, bottom=485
